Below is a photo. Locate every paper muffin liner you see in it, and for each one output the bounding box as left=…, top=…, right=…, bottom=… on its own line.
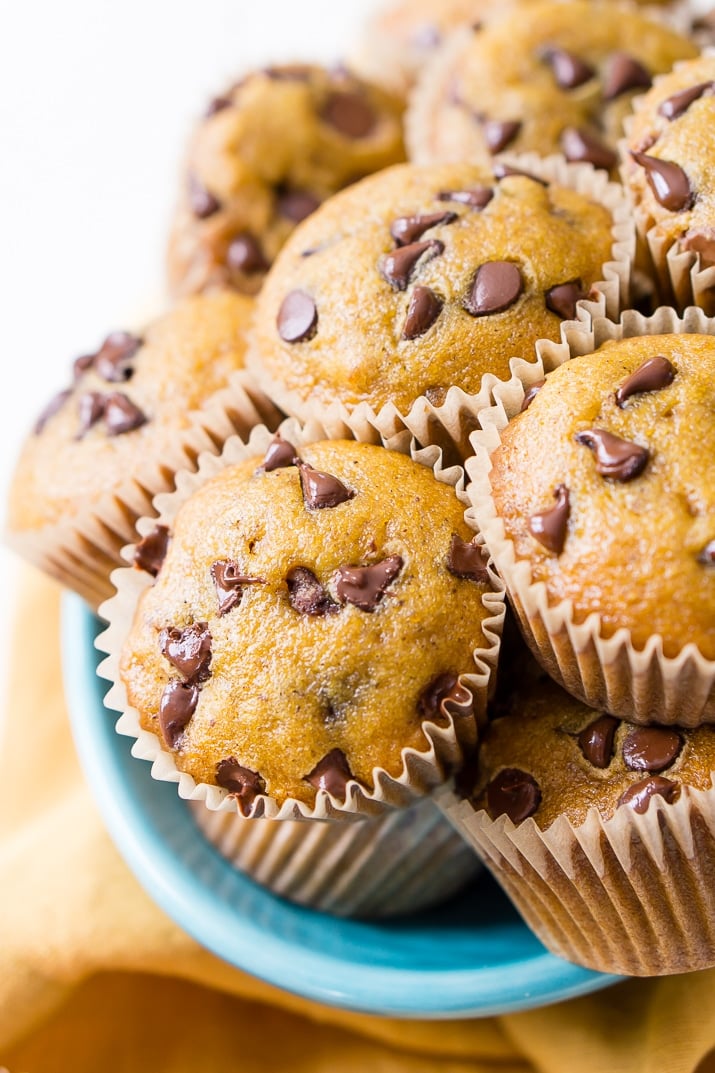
left=190, top=793, right=482, bottom=918
left=4, top=368, right=282, bottom=613
left=436, top=777, right=715, bottom=976
left=96, top=409, right=505, bottom=822
left=246, top=149, right=635, bottom=466
left=466, top=304, right=715, bottom=727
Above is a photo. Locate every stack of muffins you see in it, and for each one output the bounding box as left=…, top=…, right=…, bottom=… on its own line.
left=5, top=0, right=715, bottom=969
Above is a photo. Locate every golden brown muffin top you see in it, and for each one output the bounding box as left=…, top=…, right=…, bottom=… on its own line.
left=167, top=63, right=405, bottom=299
left=488, top=332, right=715, bottom=659
left=7, top=290, right=254, bottom=532
left=407, top=0, right=697, bottom=174
left=120, top=439, right=498, bottom=811
left=248, top=160, right=616, bottom=417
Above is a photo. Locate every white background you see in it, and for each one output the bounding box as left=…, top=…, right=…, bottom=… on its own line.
left=0, top=0, right=383, bottom=727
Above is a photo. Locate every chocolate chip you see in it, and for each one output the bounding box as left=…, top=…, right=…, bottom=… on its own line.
left=528, top=484, right=570, bottom=554
left=286, top=567, right=338, bottom=616
left=575, top=428, right=649, bottom=481
left=159, top=680, right=199, bottom=748
left=276, top=188, right=321, bottom=222
left=417, top=671, right=473, bottom=721
left=34, top=388, right=72, bottom=434
left=602, top=52, right=652, bottom=101
left=335, top=555, right=403, bottom=611
left=520, top=379, right=545, bottom=412
left=73, top=353, right=96, bottom=380
left=94, top=331, right=143, bottom=382
left=159, top=622, right=212, bottom=682
left=447, top=534, right=489, bottom=583
left=630, top=151, right=694, bottom=212
left=699, top=540, right=715, bottom=564
left=133, top=524, right=170, bottom=577
left=390, top=211, right=456, bottom=246
left=464, top=261, right=523, bottom=317
left=659, top=81, right=715, bottom=120
left=227, top=233, right=269, bottom=274
left=493, top=163, right=548, bottom=186
left=617, top=775, right=680, bottom=813
left=216, top=758, right=266, bottom=815
left=437, top=186, right=494, bottom=209
left=545, top=280, right=587, bottom=321
left=540, top=46, right=595, bottom=90
left=211, top=560, right=265, bottom=615
left=305, top=748, right=353, bottom=798
left=561, top=127, right=617, bottom=171
left=262, top=433, right=298, bottom=472
left=205, top=94, right=232, bottom=117
left=103, top=392, right=148, bottom=436
left=680, top=228, right=715, bottom=269
left=483, top=118, right=521, bottom=154
left=402, top=286, right=443, bottom=339
left=486, top=768, right=541, bottom=823
left=296, top=460, right=354, bottom=509
left=76, top=391, right=106, bottom=437
left=277, top=290, right=318, bottom=343
left=321, top=90, right=376, bottom=138
left=622, top=726, right=682, bottom=773
left=578, top=714, right=619, bottom=768
left=378, top=239, right=444, bottom=291
left=263, top=64, right=313, bottom=81
left=615, top=355, right=675, bottom=406
left=188, top=173, right=221, bottom=219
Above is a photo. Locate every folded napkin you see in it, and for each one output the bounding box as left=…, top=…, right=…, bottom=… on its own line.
left=2, top=566, right=715, bottom=1073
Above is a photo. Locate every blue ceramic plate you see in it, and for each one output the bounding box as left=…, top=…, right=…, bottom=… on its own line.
left=61, top=592, right=619, bottom=1019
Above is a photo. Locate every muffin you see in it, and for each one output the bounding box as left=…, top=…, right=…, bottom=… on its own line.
left=406, top=1, right=698, bottom=174
left=5, top=291, right=277, bottom=609
left=620, top=52, right=715, bottom=314
left=247, top=156, right=633, bottom=450
left=440, top=665, right=715, bottom=975
left=467, top=307, right=715, bottom=726
left=166, top=63, right=406, bottom=299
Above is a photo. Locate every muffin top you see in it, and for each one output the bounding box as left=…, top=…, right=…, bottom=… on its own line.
left=248, top=160, right=618, bottom=417
left=406, top=1, right=697, bottom=174
left=467, top=667, right=715, bottom=828
left=119, top=439, right=499, bottom=811
left=7, top=290, right=254, bottom=533
left=620, top=54, right=715, bottom=268
left=487, top=332, right=715, bottom=660
left=166, top=63, right=405, bottom=299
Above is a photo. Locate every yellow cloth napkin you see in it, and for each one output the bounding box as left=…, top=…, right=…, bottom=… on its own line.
left=3, top=566, right=715, bottom=1073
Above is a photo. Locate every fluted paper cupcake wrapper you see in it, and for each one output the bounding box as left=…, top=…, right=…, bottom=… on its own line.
left=436, top=778, right=715, bottom=977
left=190, top=794, right=482, bottom=918
left=96, top=410, right=505, bottom=822
left=4, top=368, right=282, bottom=613
left=466, top=305, right=715, bottom=726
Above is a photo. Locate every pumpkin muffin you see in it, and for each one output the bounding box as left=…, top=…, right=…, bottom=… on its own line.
left=406, top=0, right=697, bottom=174
left=167, top=63, right=406, bottom=299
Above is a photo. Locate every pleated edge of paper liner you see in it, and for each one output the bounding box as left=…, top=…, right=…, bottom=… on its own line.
left=618, top=47, right=715, bottom=316
left=464, top=302, right=715, bottom=727
left=94, top=410, right=506, bottom=822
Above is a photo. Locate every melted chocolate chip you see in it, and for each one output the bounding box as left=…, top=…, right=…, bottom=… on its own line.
left=464, top=261, right=523, bottom=317
left=390, top=211, right=456, bottom=246
left=205, top=94, right=232, bottom=117
left=541, top=46, right=595, bottom=90
left=446, top=534, right=489, bottom=583
left=528, top=484, right=570, bottom=554
left=76, top=392, right=106, bottom=437
left=575, top=428, right=649, bottom=481
left=321, top=90, right=376, bottom=138
left=681, top=228, right=715, bottom=269
left=216, top=758, right=266, bottom=815
left=305, top=748, right=353, bottom=798
left=622, top=726, right=682, bottom=772
left=159, top=680, right=199, bottom=748
left=615, top=355, right=675, bottom=407
left=211, top=560, right=265, bottom=615
left=335, top=555, right=403, bottom=611
left=133, top=524, right=170, bottom=577
left=493, top=163, right=548, bottom=185
left=578, top=714, right=619, bottom=768
left=189, top=173, right=221, bottom=218
left=483, top=118, right=521, bottom=154
left=227, top=233, right=269, bottom=274
left=545, top=280, right=587, bottom=321
left=630, top=151, right=694, bottom=212
left=159, top=622, right=212, bottom=682
left=296, top=460, right=354, bottom=509
left=602, top=52, right=652, bottom=101
left=659, top=81, right=715, bottom=120
left=103, top=392, right=148, bottom=436
left=286, top=567, right=338, bottom=616
left=94, top=331, right=143, bottom=382
left=276, top=189, right=321, bottom=222
left=520, top=379, right=545, bottom=412
left=73, top=352, right=96, bottom=380
left=698, top=540, right=715, bottom=564
left=486, top=768, right=541, bottom=823
left=262, top=433, right=298, bottom=472
left=561, top=127, right=617, bottom=171
left=417, top=672, right=473, bottom=721
left=34, top=388, right=72, bottom=434
left=617, top=775, right=680, bottom=813
left=437, top=186, right=493, bottom=209
left=402, top=286, right=443, bottom=339
left=378, top=239, right=444, bottom=290
left=277, top=290, right=318, bottom=343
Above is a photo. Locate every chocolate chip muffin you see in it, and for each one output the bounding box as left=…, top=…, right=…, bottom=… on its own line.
left=620, top=54, right=715, bottom=313
left=247, top=157, right=631, bottom=428
left=406, top=1, right=697, bottom=175
left=166, top=63, right=406, bottom=299
left=109, top=433, right=504, bottom=817
left=5, top=291, right=274, bottom=609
